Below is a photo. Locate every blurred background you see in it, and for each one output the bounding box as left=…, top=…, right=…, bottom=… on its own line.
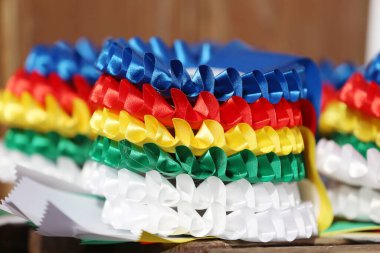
left=0, top=0, right=371, bottom=85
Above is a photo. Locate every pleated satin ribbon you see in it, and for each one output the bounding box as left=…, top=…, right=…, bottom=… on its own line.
left=0, top=142, right=82, bottom=184
left=6, top=69, right=92, bottom=114
left=319, top=60, right=357, bottom=89
left=89, top=136, right=306, bottom=183
left=24, top=38, right=100, bottom=84
left=82, top=162, right=302, bottom=211
left=319, top=101, right=380, bottom=147
left=90, top=108, right=305, bottom=156
left=89, top=74, right=316, bottom=132
left=330, top=132, right=379, bottom=158
left=339, top=73, right=380, bottom=119
left=0, top=90, right=92, bottom=138
left=96, top=38, right=308, bottom=104
left=328, top=182, right=380, bottom=223
left=102, top=199, right=316, bottom=241
left=317, top=138, right=380, bottom=189
left=4, top=128, right=91, bottom=165
left=365, top=52, right=380, bottom=85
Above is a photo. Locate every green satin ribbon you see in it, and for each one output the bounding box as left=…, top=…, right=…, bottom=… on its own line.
left=4, top=128, right=92, bottom=165
left=90, top=136, right=306, bottom=183
left=330, top=132, right=380, bottom=158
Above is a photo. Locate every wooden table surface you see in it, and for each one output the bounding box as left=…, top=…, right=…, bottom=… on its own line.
left=1, top=225, right=378, bottom=253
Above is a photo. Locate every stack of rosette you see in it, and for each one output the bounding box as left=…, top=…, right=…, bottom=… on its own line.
left=318, top=54, right=380, bottom=224
left=0, top=39, right=99, bottom=184
left=81, top=37, right=332, bottom=242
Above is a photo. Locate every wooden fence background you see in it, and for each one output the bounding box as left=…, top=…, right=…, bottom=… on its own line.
left=0, top=0, right=369, bottom=86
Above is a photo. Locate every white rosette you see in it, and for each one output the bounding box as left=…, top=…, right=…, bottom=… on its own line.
left=102, top=199, right=317, bottom=241
left=328, top=182, right=380, bottom=223
left=81, top=161, right=302, bottom=211
left=0, top=142, right=81, bottom=184
left=316, top=139, right=380, bottom=189
left=82, top=161, right=317, bottom=241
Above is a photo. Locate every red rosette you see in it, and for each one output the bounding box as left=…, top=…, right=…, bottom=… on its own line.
left=339, top=73, right=380, bottom=119
left=89, top=74, right=316, bottom=132
left=6, top=69, right=92, bottom=114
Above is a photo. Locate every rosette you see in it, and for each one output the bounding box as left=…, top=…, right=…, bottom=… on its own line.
left=317, top=138, right=380, bottom=189
left=6, top=70, right=92, bottom=114
left=4, top=128, right=91, bottom=165
left=81, top=161, right=302, bottom=212
left=319, top=60, right=357, bottom=89
left=90, top=136, right=306, bottom=183
left=95, top=37, right=321, bottom=114
left=330, top=132, right=379, bottom=158
left=101, top=200, right=316, bottom=241
left=338, top=73, right=380, bottom=119
left=90, top=108, right=304, bottom=156
left=25, top=38, right=100, bottom=83
left=89, top=74, right=316, bottom=131
left=0, top=90, right=92, bottom=137
left=319, top=101, right=380, bottom=146
left=328, top=182, right=380, bottom=223
left=0, top=142, right=81, bottom=184
left=365, top=52, right=380, bottom=85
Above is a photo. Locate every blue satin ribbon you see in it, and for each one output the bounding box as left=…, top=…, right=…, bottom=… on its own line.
left=365, top=53, right=380, bottom=85
left=319, top=60, right=358, bottom=89
left=96, top=37, right=320, bottom=113
left=24, top=38, right=100, bottom=84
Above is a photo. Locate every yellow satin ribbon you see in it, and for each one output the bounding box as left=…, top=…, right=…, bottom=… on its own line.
left=319, top=101, right=380, bottom=146
left=0, top=90, right=93, bottom=138
left=300, top=127, right=333, bottom=233
left=90, top=108, right=304, bottom=156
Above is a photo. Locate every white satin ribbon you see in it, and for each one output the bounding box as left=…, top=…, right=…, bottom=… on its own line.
left=328, top=182, right=380, bottom=223
left=316, top=139, right=380, bottom=189
left=101, top=200, right=316, bottom=241
left=81, top=161, right=301, bottom=212
left=0, top=142, right=81, bottom=184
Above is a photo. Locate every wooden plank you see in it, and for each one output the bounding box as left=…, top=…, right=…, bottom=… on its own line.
left=211, top=244, right=380, bottom=253
left=198, top=0, right=369, bottom=64
left=26, top=235, right=368, bottom=253
left=29, top=231, right=84, bottom=253
left=0, top=225, right=29, bottom=253
left=0, top=0, right=369, bottom=79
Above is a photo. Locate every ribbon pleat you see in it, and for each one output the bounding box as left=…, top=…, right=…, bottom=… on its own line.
left=89, top=136, right=306, bottom=183
left=330, top=132, right=379, bottom=158
left=328, top=182, right=380, bottom=223
left=89, top=74, right=316, bottom=131
left=319, top=101, right=380, bottom=146
left=101, top=198, right=316, bottom=241
left=24, top=38, right=100, bottom=84
left=4, top=128, right=91, bottom=165
left=339, top=73, right=380, bottom=119
left=90, top=108, right=304, bottom=156
left=316, top=138, right=380, bottom=189
left=0, top=142, right=82, bottom=184
left=319, top=60, right=357, bottom=89
left=96, top=39, right=308, bottom=104
left=365, top=53, right=380, bottom=85
left=82, top=162, right=302, bottom=212
left=6, top=69, right=92, bottom=114
left=0, top=90, right=92, bottom=138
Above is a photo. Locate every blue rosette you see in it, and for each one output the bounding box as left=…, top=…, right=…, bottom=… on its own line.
left=365, top=53, right=380, bottom=85
left=96, top=37, right=322, bottom=115
left=319, top=60, right=358, bottom=89
left=24, top=38, right=100, bottom=84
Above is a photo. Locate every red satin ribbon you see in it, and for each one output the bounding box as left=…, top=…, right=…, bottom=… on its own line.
left=90, top=74, right=316, bottom=132
left=321, top=84, right=338, bottom=112
left=339, top=73, right=380, bottom=119
left=6, top=69, right=92, bottom=114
